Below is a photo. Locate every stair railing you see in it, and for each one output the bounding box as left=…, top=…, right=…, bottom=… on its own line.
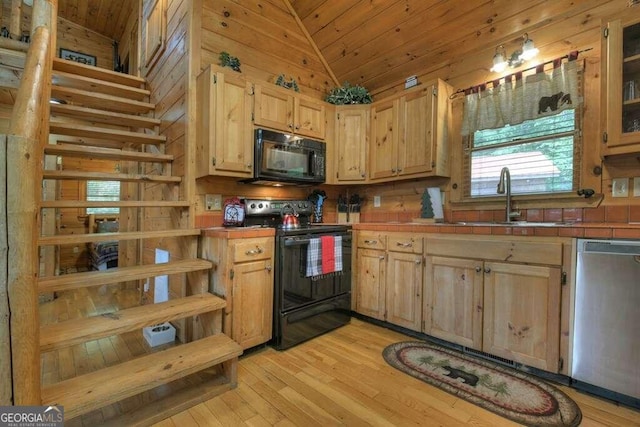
left=5, top=0, right=57, bottom=406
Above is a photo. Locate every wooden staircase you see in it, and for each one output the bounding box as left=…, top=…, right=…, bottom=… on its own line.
left=37, top=58, right=242, bottom=424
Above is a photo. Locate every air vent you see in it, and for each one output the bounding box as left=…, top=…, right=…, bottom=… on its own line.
left=463, top=347, right=517, bottom=368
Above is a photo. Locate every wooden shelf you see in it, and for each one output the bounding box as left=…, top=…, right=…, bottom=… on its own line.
left=53, top=57, right=146, bottom=88
left=38, top=259, right=211, bottom=292
left=40, top=200, right=190, bottom=209
left=50, top=103, right=161, bottom=129
left=41, top=333, right=243, bottom=419
left=45, top=144, right=173, bottom=162
left=51, top=86, right=155, bottom=114
left=40, top=293, right=225, bottom=351
left=49, top=121, right=166, bottom=146
left=52, top=70, right=150, bottom=101
left=42, top=170, right=181, bottom=183
left=38, top=228, right=201, bottom=246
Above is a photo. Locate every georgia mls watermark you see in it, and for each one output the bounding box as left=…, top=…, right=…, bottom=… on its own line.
left=0, top=406, right=64, bottom=427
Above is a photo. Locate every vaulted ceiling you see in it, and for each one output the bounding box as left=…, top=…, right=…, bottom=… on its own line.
left=56, top=0, right=631, bottom=97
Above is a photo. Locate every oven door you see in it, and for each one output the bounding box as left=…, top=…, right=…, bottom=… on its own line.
left=276, top=232, right=352, bottom=314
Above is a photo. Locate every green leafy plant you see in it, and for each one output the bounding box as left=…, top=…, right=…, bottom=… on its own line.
left=275, top=74, right=299, bottom=92
left=325, top=82, right=372, bottom=105
left=219, top=51, right=241, bottom=72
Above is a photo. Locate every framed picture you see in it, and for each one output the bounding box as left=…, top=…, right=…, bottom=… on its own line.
left=59, top=48, right=96, bottom=66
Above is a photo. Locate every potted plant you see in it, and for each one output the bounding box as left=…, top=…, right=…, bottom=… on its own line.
left=219, top=51, right=241, bottom=72
left=275, top=74, right=300, bottom=92
left=325, top=82, right=372, bottom=105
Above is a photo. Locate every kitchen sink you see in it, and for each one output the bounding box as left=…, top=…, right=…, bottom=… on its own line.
left=454, top=221, right=571, bottom=227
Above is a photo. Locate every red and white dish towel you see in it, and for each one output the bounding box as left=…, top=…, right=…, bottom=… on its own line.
left=306, top=235, right=342, bottom=279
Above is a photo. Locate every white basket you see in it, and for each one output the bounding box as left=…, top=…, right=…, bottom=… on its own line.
left=143, top=322, right=176, bottom=347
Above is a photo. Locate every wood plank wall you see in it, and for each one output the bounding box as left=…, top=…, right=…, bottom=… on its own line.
left=1, top=2, right=114, bottom=70
left=197, top=0, right=334, bottom=99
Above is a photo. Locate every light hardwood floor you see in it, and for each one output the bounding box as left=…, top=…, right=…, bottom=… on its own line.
left=154, top=318, right=640, bottom=427
left=40, top=289, right=640, bottom=426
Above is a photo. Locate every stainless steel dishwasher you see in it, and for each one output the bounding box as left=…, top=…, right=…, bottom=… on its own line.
left=572, top=239, right=640, bottom=409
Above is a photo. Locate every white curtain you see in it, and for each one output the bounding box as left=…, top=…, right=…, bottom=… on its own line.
left=461, top=58, right=581, bottom=136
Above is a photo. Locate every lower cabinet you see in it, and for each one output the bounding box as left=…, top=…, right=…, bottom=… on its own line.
left=355, top=232, right=422, bottom=332
left=355, top=231, right=569, bottom=374
left=200, top=234, right=274, bottom=350
left=423, top=235, right=566, bottom=373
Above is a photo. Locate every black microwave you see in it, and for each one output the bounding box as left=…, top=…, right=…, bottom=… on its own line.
left=242, top=128, right=326, bottom=185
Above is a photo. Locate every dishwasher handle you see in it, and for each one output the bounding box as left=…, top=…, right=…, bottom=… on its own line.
left=582, top=240, right=640, bottom=256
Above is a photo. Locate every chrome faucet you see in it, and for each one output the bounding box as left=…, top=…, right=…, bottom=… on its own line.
left=497, top=167, right=520, bottom=222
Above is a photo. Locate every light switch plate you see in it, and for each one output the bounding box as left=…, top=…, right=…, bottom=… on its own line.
left=612, top=178, right=629, bottom=197
left=634, top=177, right=640, bottom=197
left=205, top=194, right=222, bottom=211
left=373, top=195, right=381, bottom=207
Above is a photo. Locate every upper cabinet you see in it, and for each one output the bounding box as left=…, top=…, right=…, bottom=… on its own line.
left=369, top=80, right=452, bottom=182
left=253, top=83, right=326, bottom=140
left=602, top=13, right=640, bottom=157
left=334, top=105, right=370, bottom=183
left=196, top=66, right=254, bottom=178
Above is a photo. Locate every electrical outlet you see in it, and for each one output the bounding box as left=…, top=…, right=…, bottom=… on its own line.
left=612, top=178, right=629, bottom=198
left=634, top=177, right=640, bottom=197
left=373, top=195, right=381, bottom=208
left=205, top=194, right=222, bottom=211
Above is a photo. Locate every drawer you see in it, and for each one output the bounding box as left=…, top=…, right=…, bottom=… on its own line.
left=425, top=236, right=563, bottom=266
left=233, top=237, right=273, bottom=262
left=388, top=234, right=423, bottom=254
left=357, top=232, right=386, bottom=250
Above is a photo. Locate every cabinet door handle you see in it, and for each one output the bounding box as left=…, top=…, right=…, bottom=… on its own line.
left=295, top=125, right=300, bottom=130
left=484, top=267, right=491, bottom=274
left=364, top=239, right=378, bottom=245
left=397, top=242, right=413, bottom=248
left=245, top=247, right=264, bottom=256
left=378, top=255, right=385, bottom=260
left=391, top=168, right=396, bottom=173
left=246, top=163, right=252, bottom=169
left=475, top=266, right=482, bottom=273
left=361, top=172, right=366, bottom=178
left=414, top=259, right=421, bottom=265
left=397, top=167, right=402, bottom=172
left=265, top=264, right=272, bottom=272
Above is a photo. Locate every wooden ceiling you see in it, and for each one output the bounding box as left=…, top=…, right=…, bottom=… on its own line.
left=288, top=0, right=630, bottom=97
left=56, top=0, right=135, bottom=41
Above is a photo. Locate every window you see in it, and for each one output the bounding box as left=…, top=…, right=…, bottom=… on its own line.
left=86, top=181, right=120, bottom=214
left=465, top=105, right=581, bottom=198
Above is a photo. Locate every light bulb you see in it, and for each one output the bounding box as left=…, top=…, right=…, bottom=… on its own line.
left=491, top=52, right=507, bottom=73
left=521, top=36, right=539, bottom=61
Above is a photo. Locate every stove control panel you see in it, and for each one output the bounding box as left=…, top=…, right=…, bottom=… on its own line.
left=245, top=199, right=312, bottom=216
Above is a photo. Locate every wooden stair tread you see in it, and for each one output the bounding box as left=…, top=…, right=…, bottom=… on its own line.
left=51, top=86, right=154, bottom=114
left=44, top=144, right=173, bottom=162
left=100, top=374, right=233, bottom=427
left=42, top=170, right=181, bottom=183
left=49, top=121, right=165, bottom=146
left=53, top=57, right=146, bottom=88
left=38, top=228, right=201, bottom=246
left=40, top=293, right=226, bottom=351
left=0, top=47, right=26, bottom=70
left=52, top=70, right=150, bottom=101
left=40, top=200, right=190, bottom=208
left=38, top=259, right=211, bottom=292
left=50, top=103, right=161, bottom=129
left=41, top=333, right=243, bottom=419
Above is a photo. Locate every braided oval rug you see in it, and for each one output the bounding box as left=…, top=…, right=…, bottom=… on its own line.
left=383, top=341, right=581, bottom=426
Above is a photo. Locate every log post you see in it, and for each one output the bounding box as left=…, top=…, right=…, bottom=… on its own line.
left=10, top=0, right=22, bottom=40
left=0, top=135, right=11, bottom=405
left=6, top=0, right=56, bottom=406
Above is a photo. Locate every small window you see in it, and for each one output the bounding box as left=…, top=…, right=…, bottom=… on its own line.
left=86, top=181, right=120, bottom=214
left=465, top=109, right=580, bottom=197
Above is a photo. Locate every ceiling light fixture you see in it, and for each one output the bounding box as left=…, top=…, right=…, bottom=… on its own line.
left=490, top=33, right=539, bottom=73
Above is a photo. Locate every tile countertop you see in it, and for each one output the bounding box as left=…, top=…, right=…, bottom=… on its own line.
left=352, top=222, right=640, bottom=239
left=201, top=227, right=276, bottom=239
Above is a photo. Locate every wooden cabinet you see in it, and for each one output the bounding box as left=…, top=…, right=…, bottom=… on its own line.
left=385, top=235, right=423, bottom=331
left=253, top=83, right=326, bottom=139
left=369, top=81, right=451, bottom=181
left=355, top=232, right=422, bottom=332
left=334, top=105, right=370, bottom=183
left=423, top=256, right=483, bottom=350
left=482, top=262, right=561, bottom=371
left=602, top=12, right=640, bottom=156
left=200, top=234, right=274, bottom=350
left=424, top=235, right=566, bottom=372
left=196, top=66, right=253, bottom=178
left=355, top=232, right=386, bottom=319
